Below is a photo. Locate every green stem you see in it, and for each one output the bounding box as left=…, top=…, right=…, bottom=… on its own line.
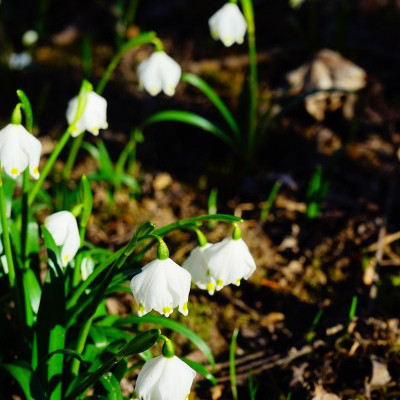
left=63, top=32, right=157, bottom=184
left=96, top=31, right=157, bottom=96
left=0, top=169, right=15, bottom=289
left=240, top=0, right=258, bottom=158
left=28, top=80, right=91, bottom=206
left=63, top=134, right=83, bottom=182
left=28, top=128, right=72, bottom=206
left=21, top=170, right=30, bottom=265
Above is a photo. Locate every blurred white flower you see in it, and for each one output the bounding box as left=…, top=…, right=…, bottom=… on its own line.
left=0, top=124, right=42, bottom=179
left=135, top=355, right=196, bottom=400
left=8, top=52, right=32, bottom=70
left=137, top=52, right=182, bottom=96
left=66, top=91, right=108, bottom=137
left=22, top=30, right=39, bottom=46
left=183, top=243, right=217, bottom=295
left=204, top=237, right=256, bottom=291
left=208, top=3, right=247, bottom=47
left=45, top=211, right=80, bottom=266
left=290, top=0, right=306, bottom=9
left=130, top=258, right=191, bottom=317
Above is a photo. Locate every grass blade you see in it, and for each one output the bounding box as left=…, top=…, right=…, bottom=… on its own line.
left=181, top=358, right=216, bottom=385
left=142, top=110, right=236, bottom=150
left=182, top=73, right=241, bottom=142
left=230, top=328, right=239, bottom=400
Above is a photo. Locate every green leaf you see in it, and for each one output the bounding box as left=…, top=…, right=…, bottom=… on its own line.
left=38, top=349, right=88, bottom=368
left=80, top=175, right=93, bottom=229
left=37, top=227, right=66, bottom=400
left=229, top=328, right=239, bottom=400
left=142, top=110, right=236, bottom=149
left=181, top=358, right=216, bottom=385
left=182, top=73, right=241, bottom=141
left=1, top=361, right=46, bottom=400
left=114, top=316, right=215, bottom=368
left=22, top=268, right=41, bottom=316
left=65, top=329, right=160, bottom=399
left=99, top=372, right=123, bottom=400
left=116, top=329, right=160, bottom=358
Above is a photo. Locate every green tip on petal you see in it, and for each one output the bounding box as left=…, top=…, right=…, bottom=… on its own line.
left=232, top=224, right=242, bottom=240
left=157, top=239, right=170, bottom=260
left=11, top=104, right=23, bottom=125
left=161, top=337, right=175, bottom=358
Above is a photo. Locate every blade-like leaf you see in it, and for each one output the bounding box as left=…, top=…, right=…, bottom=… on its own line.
left=142, top=110, right=236, bottom=149
left=114, top=316, right=215, bottom=368
left=99, top=372, right=123, bottom=400
left=1, top=361, right=46, bottom=400
left=181, top=358, right=216, bottom=385
left=39, top=349, right=88, bottom=368
left=182, top=73, right=241, bottom=141
left=66, top=329, right=160, bottom=399
left=116, top=329, right=160, bottom=358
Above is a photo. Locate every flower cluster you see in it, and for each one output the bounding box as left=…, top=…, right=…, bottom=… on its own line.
left=0, top=4, right=253, bottom=399
left=130, top=225, right=256, bottom=317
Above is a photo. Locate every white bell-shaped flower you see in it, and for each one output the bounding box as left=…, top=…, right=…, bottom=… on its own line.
left=66, top=91, right=108, bottom=137
left=208, top=3, right=247, bottom=47
left=135, top=355, right=196, bottom=400
left=137, top=52, right=182, bottom=96
left=183, top=243, right=217, bottom=295
left=45, top=211, right=80, bottom=266
left=130, top=258, right=191, bottom=317
left=204, top=237, right=256, bottom=291
left=0, top=124, right=42, bottom=179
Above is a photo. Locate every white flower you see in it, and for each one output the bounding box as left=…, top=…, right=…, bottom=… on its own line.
left=183, top=244, right=217, bottom=295
left=135, top=355, right=196, bottom=400
left=130, top=258, right=191, bottom=317
left=208, top=3, right=247, bottom=47
left=66, top=91, right=108, bottom=137
left=45, top=211, right=80, bottom=266
left=137, top=52, right=182, bottom=96
left=0, top=124, right=42, bottom=179
left=204, top=238, right=256, bottom=291
left=22, top=30, right=39, bottom=46
left=8, top=52, right=32, bottom=70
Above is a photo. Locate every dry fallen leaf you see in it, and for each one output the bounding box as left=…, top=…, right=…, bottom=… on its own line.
left=370, top=357, right=391, bottom=387
left=287, top=49, right=366, bottom=121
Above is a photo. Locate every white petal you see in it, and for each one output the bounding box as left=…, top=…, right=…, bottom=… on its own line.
left=208, top=3, right=247, bottom=47
left=157, top=53, right=182, bottom=96
left=0, top=124, right=31, bottom=179
left=66, top=91, right=108, bottom=136
left=136, top=356, right=196, bottom=400
left=19, top=130, right=42, bottom=179
left=60, top=217, right=80, bottom=266
left=45, top=211, right=80, bottom=265
left=130, top=258, right=191, bottom=317
left=183, top=244, right=216, bottom=295
left=204, top=238, right=256, bottom=289
left=137, top=52, right=181, bottom=97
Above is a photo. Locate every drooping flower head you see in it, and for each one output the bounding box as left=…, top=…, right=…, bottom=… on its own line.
left=208, top=3, right=247, bottom=47
left=204, top=225, right=256, bottom=291
left=0, top=120, right=42, bottom=180
left=135, top=355, right=196, bottom=400
left=45, top=211, right=80, bottom=266
left=182, top=229, right=216, bottom=295
left=137, top=51, right=182, bottom=96
left=130, top=240, right=191, bottom=317
left=66, top=91, right=108, bottom=137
